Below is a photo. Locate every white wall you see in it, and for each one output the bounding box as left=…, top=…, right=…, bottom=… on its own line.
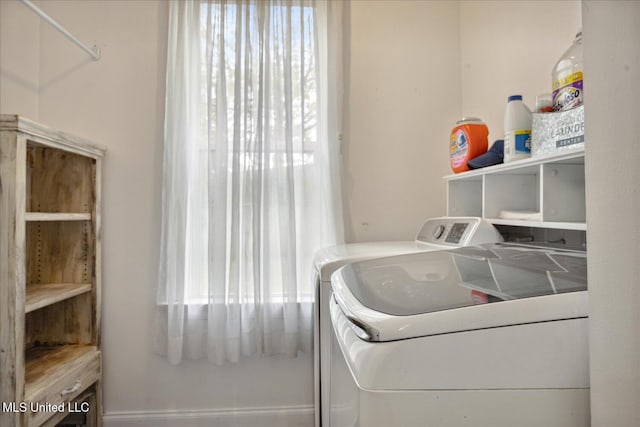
left=344, top=0, right=460, bottom=242
left=460, top=0, right=582, bottom=143
left=344, top=0, right=582, bottom=243
left=0, top=0, right=40, bottom=117
left=583, top=2, right=640, bottom=426
left=0, top=1, right=314, bottom=425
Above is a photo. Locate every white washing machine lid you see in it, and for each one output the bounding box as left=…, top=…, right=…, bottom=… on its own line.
left=313, top=241, right=435, bottom=282
left=331, top=243, right=588, bottom=342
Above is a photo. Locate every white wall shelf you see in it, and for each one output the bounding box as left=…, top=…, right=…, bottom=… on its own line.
left=445, top=148, right=585, bottom=230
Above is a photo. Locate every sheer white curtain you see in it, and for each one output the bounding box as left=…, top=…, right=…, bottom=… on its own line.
left=155, top=0, right=345, bottom=365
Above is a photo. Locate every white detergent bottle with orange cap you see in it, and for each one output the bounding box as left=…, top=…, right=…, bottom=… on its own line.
left=503, top=95, right=532, bottom=163
left=449, top=118, right=488, bottom=173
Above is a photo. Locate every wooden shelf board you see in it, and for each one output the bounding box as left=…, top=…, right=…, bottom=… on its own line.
left=25, top=212, right=91, bottom=221
left=24, top=345, right=98, bottom=400
left=487, top=218, right=587, bottom=231
left=25, top=283, right=92, bottom=313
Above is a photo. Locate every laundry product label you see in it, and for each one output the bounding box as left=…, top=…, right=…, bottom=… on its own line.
left=450, top=129, right=469, bottom=169
left=552, top=71, right=583, bottom=111
left=513, top=130, right=531, bottom=153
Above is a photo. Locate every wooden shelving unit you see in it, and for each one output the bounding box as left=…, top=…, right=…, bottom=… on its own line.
left=0, top=115, right=104, bottom=427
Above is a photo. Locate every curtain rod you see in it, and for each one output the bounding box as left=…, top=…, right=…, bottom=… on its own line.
left=19, top=0, right=101, bottom=61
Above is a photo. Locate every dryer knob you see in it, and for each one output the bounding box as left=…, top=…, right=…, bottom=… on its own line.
left=433, top=225, right=446, bottom=240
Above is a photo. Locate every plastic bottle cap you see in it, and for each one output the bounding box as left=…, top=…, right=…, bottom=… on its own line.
left=456, top=117, right=484, bottom=125
left=508, top=95, right=523, bottom=102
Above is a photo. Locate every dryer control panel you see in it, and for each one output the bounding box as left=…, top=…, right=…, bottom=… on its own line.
left=415, top=217, right=502, bottom=247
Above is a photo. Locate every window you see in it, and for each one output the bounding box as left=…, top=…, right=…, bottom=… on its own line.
left=156, top=0, right=345, bottom=364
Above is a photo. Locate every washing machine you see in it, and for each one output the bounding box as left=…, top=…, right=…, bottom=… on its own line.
left=329, top=243, right=589, bottom=427
left=313, top=217, right=502, bottom=427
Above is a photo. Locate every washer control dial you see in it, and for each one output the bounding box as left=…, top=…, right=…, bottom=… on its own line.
left=433, top=225, right=446, bottom=240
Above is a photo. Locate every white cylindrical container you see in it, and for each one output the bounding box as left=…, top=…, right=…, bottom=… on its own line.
left=552, top=30, right=583, bottom=111
left=503, top=95, right=532, bottom=163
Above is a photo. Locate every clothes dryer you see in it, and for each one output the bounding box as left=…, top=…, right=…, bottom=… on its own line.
left=330, top=243, right=589, bottom=427
left=313, top=218, right=502, bottom=427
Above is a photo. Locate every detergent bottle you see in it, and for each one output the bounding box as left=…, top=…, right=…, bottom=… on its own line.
left=503, top=95, right=532, bottom=163
left=449, top=118, right=489, bottom=173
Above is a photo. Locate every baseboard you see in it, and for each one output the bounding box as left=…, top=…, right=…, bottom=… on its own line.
left=102, top=405, right=314, bottom=427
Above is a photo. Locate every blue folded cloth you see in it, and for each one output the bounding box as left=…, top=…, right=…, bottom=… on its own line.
left=467, top=140, right=504, bottom=169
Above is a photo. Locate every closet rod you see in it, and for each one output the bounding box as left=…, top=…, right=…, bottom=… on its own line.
left=19, top=0, right=101, bottom=61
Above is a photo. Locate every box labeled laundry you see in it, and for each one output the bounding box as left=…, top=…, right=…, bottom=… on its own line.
left=531, top=104, right=584, bottom=157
